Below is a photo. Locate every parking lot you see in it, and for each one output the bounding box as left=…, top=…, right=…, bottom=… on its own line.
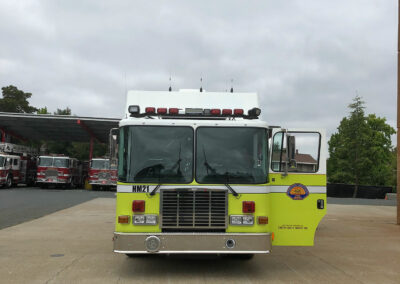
left=0, top=188, right=399, bottom=283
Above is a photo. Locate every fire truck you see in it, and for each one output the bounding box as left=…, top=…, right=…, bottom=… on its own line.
left=36, top=155, right=84, bottom=188
left=112, top=89, right=327, bottom=258
left=88, top=158, right=117, bottom=190
left=0, top=143, right=37, bottom=188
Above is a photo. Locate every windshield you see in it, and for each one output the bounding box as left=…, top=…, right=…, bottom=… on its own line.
left=91, top=160, right=110, bottom=170
left=39, top=157, right=53, bottom=167
left=196, top=127, right=268, bottom=184
left=53, top=158, right=69, bottom=168
left=119, top=126, right=193, bottom=183
left=0, top=156, right=5, bottom=167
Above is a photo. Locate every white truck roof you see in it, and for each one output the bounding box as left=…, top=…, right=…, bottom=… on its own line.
left=124, top=89, right=259, bottom=118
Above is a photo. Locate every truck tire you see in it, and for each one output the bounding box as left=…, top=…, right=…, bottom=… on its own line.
left=5, top=176, right=12, bottom=189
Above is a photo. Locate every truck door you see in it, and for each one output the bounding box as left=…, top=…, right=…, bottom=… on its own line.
left=269, top=128, right=327, bottom=246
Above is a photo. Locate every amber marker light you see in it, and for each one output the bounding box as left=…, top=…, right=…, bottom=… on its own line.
left=271, top=232, right=275, bottom=241
left=258, top=216, right=268, bottom=225
left=118, top=215, right=130, bottom=224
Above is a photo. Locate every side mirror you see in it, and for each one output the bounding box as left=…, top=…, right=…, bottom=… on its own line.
left=109, top=128, right=119, bottom=168
left=287, top=135, right=297, bottom=169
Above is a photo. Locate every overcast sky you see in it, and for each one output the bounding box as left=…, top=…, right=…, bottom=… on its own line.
left=0, top=0, right=397, bottom=140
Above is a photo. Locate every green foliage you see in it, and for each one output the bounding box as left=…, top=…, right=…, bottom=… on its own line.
left=37, top=107, right=50, bottom=114
left=54, top=107, right=71, bottom=115
left=328, top=96, right=395, bottom=187
left=0, top=85, right=37, bottom=113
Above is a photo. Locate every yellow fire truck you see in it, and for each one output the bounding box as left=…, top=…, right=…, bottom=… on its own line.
left=112, top=89, right=326, bottom=258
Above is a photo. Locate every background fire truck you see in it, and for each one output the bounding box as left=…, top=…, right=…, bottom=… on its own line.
left=88, top=158, right=117, bottom=190
left=0, top=143, right=37, bottom=188
left=36, top=155, right=85, bottom=188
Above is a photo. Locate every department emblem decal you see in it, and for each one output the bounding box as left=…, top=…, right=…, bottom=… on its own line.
left=287, top=183, right=309, bottom=200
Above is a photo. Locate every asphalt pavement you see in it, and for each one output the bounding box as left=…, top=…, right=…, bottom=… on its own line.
left=0, top=198, right=399, bottom=283
left=0, top=187, right=114, bottom=229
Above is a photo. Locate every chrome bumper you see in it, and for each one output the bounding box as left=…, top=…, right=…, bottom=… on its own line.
left=113, top=232, right=271, bottom=254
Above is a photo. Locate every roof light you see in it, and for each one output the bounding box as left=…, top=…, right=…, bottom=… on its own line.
left=128, top=105, right=140, bottom=115
left=132, top=200, right=145, bottom=212
left=222, top=109, right=232, bottom=115
left=242, top=201, right=255, bottom=213
left=234, top=109, right=244, bottom=115
left=157, top=108, right=167, bottom=114
left=145, top=107, right=155, bottom=114
left=169, top=108, right=179, bottom=115
left=210, top=109, right=221, bottom=115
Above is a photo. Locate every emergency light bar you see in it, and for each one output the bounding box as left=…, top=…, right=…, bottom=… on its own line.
left=128, top=105, right=261, bottom=119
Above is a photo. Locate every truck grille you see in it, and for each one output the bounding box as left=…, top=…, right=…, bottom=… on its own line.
left=45, top=169, right=58, bottom=178
left=98, top=172, right=110, bottom=179
left=161, top=189, right=227, bottom=231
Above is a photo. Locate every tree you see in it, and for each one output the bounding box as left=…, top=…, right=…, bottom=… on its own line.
left=0, top=85, right=37, bottom=113
left=327, top=96, right=395, bottom=197
left=54, top=107, right=71, bottom=115
left=37, top=107, right=50, bottom=114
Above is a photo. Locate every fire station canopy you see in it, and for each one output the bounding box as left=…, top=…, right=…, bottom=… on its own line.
left=0, top=112, right=120, bottom=143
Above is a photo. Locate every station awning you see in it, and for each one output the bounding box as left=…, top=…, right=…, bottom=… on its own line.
left=0, top=112, right=120, bottom=144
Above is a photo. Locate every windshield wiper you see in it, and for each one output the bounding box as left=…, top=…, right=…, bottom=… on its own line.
left=149, top=184, right=161, bottom=196
left=224, top=172, right=238, bottom=196
left=224, top=183, right=238, bottom=197
left=150, top=165, right=163, bottom=196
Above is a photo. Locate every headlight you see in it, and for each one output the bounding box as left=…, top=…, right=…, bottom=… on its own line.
left=230, top=215, right=254, bottom=226
left=133, top=215, right=145, bottom=224
left=242, top=216, right=254, bottom=225
left=133, top=214, right=158, bottom=225
left=231, top=216, right=243, bottom=225
left=145, top=215, right=157, bottom=225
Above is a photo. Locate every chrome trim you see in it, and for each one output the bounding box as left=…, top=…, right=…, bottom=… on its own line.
left=113, top=232, right=271, bottom=254
left=160, top=188, right=228, bottom=230
left=115, top=250, right=270, bottom=254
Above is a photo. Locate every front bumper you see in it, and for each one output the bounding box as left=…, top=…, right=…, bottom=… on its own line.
left=37, top=179, right=69, bottom=184
left=113, top=232, right=271, bottom=254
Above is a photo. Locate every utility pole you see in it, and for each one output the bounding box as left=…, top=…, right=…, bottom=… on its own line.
left=397, top=0, right=400, bottom=225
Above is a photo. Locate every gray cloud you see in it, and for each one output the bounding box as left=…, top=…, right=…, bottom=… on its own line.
left=0, top=0, right=396, bottom=139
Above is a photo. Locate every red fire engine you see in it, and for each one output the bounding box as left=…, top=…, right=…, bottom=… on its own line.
left=88, top=158, right=117, bottom=190
left=0, top=143, right=37, bottom=188
left=36, top=155, right=84, bottom=188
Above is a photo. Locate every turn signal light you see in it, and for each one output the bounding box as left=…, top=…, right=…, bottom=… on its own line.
left=132, top=200, right=145, bottom=212
left=118, top=215, right=130, bottom=224
left=258, top=216, right=268, bottom=224
left=157, top=108, right=167, bottom=114
left=242, top=201, right=255, bottom=213
left=145, top=107, right=156, bottom=114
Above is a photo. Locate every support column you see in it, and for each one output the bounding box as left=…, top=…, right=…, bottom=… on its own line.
left=89, top=137, right=94, bottom=161
left=397, top=0, right=400, bottom=225
left=0, top=129, right=5, bottom=142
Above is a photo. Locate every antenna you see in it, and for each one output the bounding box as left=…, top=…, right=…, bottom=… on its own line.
left=169, top=76, right=172, bottom=92
left=200, top=77, right=203, bottom=92
left=230, top=79, right=234, bottom=93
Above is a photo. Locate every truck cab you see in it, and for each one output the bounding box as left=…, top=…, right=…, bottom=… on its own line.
left=112, top=90, right=327, bottom=256
left=89, top=158, right=117, bottom=190
left=37, top=155, right=82, bottom=188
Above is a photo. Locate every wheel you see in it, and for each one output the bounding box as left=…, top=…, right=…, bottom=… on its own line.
left=5, top=176, right=12, bottom=188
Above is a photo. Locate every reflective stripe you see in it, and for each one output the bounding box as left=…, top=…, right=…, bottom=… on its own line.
left=117, top=184, right=326, bottom=194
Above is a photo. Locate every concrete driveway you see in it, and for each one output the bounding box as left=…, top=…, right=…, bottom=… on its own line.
left=0, top=198, right=399, bottom=283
